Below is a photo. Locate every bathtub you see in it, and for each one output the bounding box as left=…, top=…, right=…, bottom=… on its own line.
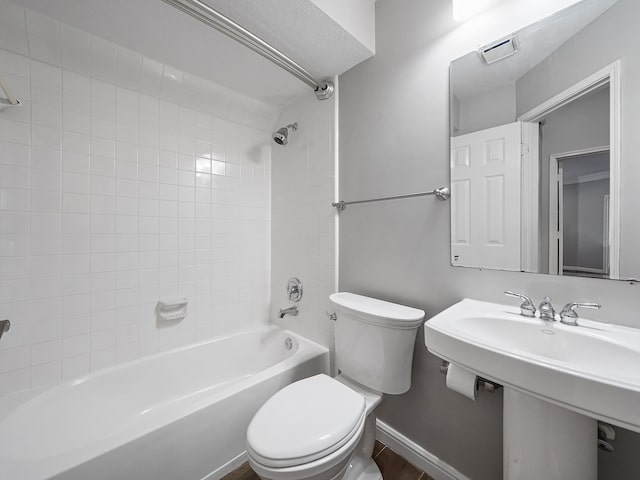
left=0, top=326, right=329, bottom=480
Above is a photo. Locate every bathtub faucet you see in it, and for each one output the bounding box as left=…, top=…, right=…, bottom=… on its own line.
left=278, top=306, right=299, bottom=319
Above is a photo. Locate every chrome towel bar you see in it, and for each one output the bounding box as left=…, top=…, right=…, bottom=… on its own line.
left=332, top=186, right=450, bottom=211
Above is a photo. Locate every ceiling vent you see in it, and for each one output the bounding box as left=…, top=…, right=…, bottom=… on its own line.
left=479, top=36, right=519, bottom=65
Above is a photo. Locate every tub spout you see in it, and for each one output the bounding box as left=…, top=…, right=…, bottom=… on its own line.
left=278, top=306, right=298, bottom=319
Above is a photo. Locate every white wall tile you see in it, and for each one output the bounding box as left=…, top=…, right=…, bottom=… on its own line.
left=0, top=118, right=29, bottom=144
left=62, top=354, right=90, bottom=379
left=30, top=360, right=61, bottom=387
left=0, top=1, right=275, bottom=397
left=63, top=131, right=90, bottom=155
left=0, top=142, right=27, bottom=167
left=0, top=368, right=29, bottom=395
left=271, top=92, right=336, bottom=350
left=63, top=192, right=89, bottom=214
left=63, top=172, right=89, bottom=194
left=31, top=339, right=61, bottom=365
left=0, top=49, right=30, bottom=79
left=0, top=346, right=29, bottom=373
left=29, top=34, right=60, bottom=66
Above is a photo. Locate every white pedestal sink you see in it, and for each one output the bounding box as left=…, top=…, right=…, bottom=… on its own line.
left=424, top=299, right=640, bottom=480
left=503, top=388, right=596, bottom=479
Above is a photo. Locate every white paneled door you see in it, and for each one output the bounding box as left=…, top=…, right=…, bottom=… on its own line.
left=450, top=122, right=523, bottom=271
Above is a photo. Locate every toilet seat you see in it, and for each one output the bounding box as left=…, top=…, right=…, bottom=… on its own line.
left=248, top=420, right=365, bottom=480
left=247, top=374, right=366, bottom=469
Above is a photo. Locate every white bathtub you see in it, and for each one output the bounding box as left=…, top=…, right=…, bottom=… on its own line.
left=0, top=326, right=329, bottom=480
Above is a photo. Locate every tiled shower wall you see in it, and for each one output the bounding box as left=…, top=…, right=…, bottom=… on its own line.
left=271, top=89, right=337, bottom=354
left=0, top=1, right=275, bottom=395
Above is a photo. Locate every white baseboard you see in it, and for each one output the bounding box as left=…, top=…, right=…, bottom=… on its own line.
left=376, top=420, right=471, bottom=480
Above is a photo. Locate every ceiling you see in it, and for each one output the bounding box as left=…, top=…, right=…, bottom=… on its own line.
left=10, top=0, right=374, bottom=107
left=202, top=0, right=375, bottom=76
left=451, top=0, right=619, bottom=100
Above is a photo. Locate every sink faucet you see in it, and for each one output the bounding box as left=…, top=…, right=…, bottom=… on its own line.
left=278, top=306, right=299, bottom=319
left=559, top=302, right=601, bottom=326
left=538, top=297, right=556, bottom=321
left=504, top=291, right=536, bottom=317
left=504, top=292, right=601, bottom=326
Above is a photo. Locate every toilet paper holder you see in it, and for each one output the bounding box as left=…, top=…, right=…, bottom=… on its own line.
left=439, top=361, right=501, bottom=393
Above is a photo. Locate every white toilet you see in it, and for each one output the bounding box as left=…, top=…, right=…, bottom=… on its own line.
left=246, top=292, right=425, bottom=480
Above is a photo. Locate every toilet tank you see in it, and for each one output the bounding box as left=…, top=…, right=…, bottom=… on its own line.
left=330, top=293, right=425, bottom=395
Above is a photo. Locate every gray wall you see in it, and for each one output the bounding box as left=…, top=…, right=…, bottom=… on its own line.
left=563, top=178, right=609, bottom=271
left=339, top=0, right=640, bottom=478
left=537, top=87, right=610, bottom=272
left=456, top=83, right=516, bottom=136
left=516, top=0, right=640, bottom=278
left=563, top=183, right=580, bottom=265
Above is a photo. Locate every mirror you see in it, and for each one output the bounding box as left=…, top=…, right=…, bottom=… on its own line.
left=449, top=0, right=640, bottom=280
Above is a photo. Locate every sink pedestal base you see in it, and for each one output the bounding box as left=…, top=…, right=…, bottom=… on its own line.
left=503, top=388, right=596, bottom=480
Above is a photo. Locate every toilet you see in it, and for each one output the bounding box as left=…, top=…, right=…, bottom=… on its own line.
left=246, top=292, right=425, bottom=480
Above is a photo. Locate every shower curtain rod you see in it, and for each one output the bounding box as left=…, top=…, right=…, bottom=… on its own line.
left=161, top=0, right=334, bottom=100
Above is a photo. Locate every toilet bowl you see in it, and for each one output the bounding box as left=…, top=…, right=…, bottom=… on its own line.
left=247, top=374, right=381, bottom=480
left=247, top=293, right=425, bottom=480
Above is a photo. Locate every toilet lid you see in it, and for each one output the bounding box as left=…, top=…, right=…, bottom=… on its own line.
left=247, top=374, right=366, bottom=468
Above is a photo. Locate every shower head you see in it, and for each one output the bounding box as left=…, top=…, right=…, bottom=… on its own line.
left=272, top=128, right=288, bottom=145
left=272, top=123, right=297, bottom=146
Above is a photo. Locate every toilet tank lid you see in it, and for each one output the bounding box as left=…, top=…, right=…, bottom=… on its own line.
left=330, top=292, right=425, bottom=328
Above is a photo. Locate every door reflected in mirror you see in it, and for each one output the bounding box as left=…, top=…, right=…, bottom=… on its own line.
left=448, top=0, right=640, bottom=280
left=552, top=148, right=610, bottom=278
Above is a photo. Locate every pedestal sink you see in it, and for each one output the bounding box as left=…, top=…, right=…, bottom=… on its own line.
left=424, top=298, right=640, bottom=480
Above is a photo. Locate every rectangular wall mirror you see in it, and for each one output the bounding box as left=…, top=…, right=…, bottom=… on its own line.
left=448, top=0, right=640, bottom=281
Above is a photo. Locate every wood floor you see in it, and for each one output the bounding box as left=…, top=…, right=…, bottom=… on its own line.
left=221, top=462, right=260, bottom=480
left=373, top=441, right=433, bottom=480
left=221, top=441, right=433, bottom=480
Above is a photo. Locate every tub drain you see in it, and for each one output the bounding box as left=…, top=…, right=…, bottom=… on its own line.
left=284, top=337, right=293, bottom=350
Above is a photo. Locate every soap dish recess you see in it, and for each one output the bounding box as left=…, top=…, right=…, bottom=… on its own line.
left=157, top=298, right=188, bottom=321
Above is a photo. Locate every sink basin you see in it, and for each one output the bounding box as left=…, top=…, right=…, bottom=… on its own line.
left=425, top=298, right=640, bottom=433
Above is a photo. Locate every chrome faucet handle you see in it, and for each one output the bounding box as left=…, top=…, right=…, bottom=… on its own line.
left=559, top=302, right=601, bottom=326
left=286, top=278, right=303, bottom=302
left=538, top=297, right=556, bottom=322
left=504, top=291, right=536, bottom=317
